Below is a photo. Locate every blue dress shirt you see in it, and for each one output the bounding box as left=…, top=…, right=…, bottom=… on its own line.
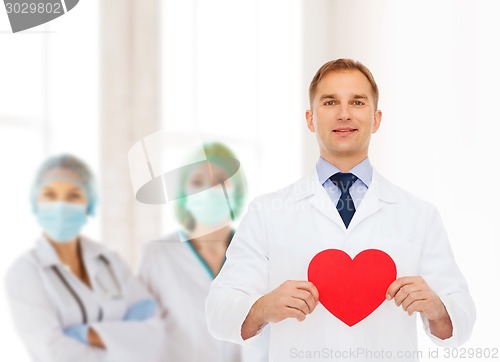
left=316, top=157, right=373, bottom=210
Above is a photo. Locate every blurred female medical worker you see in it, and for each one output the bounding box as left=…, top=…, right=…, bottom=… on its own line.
left=139, top=143, right=268, bottom=362
left=4, top=154, right=165, bottom=362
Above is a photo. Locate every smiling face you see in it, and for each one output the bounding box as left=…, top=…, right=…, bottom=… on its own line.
left=306, top=69, right=382, bottom=170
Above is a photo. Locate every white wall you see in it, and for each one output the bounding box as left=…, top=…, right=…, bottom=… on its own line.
left=160, top=0, right=303, bottom=234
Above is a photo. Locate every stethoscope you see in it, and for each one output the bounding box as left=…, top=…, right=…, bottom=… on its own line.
left=51, top=255, right=122, bottom=324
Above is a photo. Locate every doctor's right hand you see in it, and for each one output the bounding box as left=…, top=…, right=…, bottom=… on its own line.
left=241, top=280, right=319, bottom=340
left=63, top=324, right=90, bottom=345
left=64, top=324, right=106, bottom=348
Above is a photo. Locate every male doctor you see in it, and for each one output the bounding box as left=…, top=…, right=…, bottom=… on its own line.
left=206, top=59, right=475, bottom=361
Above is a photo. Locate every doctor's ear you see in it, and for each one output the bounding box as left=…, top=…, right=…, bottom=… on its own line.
left=371, top=110, right=382, bottom=134
left=306, top=110, right=315, bottom=132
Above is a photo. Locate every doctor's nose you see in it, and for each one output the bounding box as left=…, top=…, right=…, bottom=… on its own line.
left=337, top=104, right=351, bottom=122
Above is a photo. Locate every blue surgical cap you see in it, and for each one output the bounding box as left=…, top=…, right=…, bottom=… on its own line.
left=31, top=154, right=98, bottom=216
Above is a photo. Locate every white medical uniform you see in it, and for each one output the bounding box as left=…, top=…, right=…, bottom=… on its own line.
left=4, top=236, right=165, bottom=362
left=139, top=232, right=269, bottom=362
left=206, top=169, right=476, bottom=362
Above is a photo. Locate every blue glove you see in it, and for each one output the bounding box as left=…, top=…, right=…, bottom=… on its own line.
left=124, top=299, right=158, bottom=321
left=63, top=324, right=89, bottom=345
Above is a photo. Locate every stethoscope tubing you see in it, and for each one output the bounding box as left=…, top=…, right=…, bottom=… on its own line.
left=51, top=255, right=121, bottom=324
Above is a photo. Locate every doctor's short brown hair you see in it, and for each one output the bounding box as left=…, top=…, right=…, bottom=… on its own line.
left=308, top=58, right=379, bottom=109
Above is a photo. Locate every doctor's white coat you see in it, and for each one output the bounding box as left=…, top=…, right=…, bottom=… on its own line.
left=4, top=236, right=165, bottom=362
left=139, top=232, right=269, bottom=362
left=206, top=169, right=476, bottom=362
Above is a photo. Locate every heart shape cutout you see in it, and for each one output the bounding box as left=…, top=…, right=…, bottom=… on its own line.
left=308, top=249, right=397, bottom=327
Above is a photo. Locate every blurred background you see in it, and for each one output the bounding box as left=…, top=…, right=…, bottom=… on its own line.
left=1, top=0, right=499, bottom=360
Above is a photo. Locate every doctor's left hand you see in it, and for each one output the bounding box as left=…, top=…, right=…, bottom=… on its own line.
left=124, top=298, right=158, bottom=321
left=386, top=276, right=452, bottom=340
left=63, top=324, right=105, bottom=348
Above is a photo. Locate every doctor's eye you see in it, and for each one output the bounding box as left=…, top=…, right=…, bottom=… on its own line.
left=188, top=175, right=211, bottom=190
left=351, top=100, right=365, bottom=106
left=40, top=190, right=57, bottom=200
left=323, top=100, right=336, bottom=106
left=190, top=178, right=205, bottom=188
left=67, top=192, right=84, bottom=201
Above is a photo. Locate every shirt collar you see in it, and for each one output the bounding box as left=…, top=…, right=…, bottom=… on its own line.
left=316, top=156, right=373, bottom=188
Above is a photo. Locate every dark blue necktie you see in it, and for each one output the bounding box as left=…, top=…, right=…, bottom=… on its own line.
left=329, top=172, right=358, bottom=228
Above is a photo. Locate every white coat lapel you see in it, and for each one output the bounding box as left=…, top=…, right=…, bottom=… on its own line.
left=294, top=169, right=397, bottom=233
left=34, top=236, right=62, bottom=267
left=310, top=189, right=345, bottom=229
left=347, top=170, right=398, bottom=233
left=295, top=169, right=399, bottom=233
left=295, top=170, right=346, bottom=229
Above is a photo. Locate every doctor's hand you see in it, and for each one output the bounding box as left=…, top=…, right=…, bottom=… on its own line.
left=386, top=276, right=452, bottom=340
left=124, top=299, right=158, bottom=321
left=64, top=324, right=106, bottom=348
left=63, top=324, right=89, bottom=345
left=241, top=280, right=319, bottom=340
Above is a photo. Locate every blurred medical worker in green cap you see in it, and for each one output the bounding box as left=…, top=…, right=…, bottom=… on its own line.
left=139, top=142, right=267, bottom=362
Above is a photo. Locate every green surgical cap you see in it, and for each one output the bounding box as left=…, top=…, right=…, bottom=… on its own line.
left=174, top=142, right=247, bottom=230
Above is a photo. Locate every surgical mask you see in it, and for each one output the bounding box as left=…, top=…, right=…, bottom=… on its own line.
left=36, top=202, right=87, bottom=243
left=185, top=187, right=236, bottom=226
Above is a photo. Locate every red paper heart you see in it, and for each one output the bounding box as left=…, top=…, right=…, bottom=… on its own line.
left=308, top=249, right=397, bottom=327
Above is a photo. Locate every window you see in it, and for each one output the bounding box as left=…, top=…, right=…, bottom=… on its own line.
left=161, top=0, right=303, bottom=233
left=0, top=1, right=98, bottom=359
